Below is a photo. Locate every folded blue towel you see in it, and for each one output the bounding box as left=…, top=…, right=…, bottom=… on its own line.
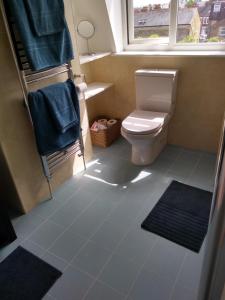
left=28, top=80, right=80, bottom=155
left=6, top=0, right=74, bottom=71
left=25, top=0, right=65, bottom=37
left=40, top=81, right=79, bottom=133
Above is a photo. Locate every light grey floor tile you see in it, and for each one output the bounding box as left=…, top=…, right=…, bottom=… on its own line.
left=99, top=254, right=140, bottom=295
left=0, top=238, right=22, bottom=263
left=85, top=162, right=127, bottom=186
left=12, top=213, right=44, bottom=238
left=160, top=145, right=182, bottom=160
left=42, top=294, right=55, bottom=300
left=67, top=198, right=118, bottom=239
left=29, top=220, right=64, bottom=249
left=71, top=241, right=111, bottom=277
left=176, top=250, right=204, bottom=291
left=116, top=227, right=157, bottom=265
left=20, top=240, right=45, bottom=258
left=84, top=281, right=124, bottom=300
left=4, top=143, right=214, bottom=300
left=149, top=155, right=174, bottom=173
left=50, top=190, right=96, bottom=228
left=105, top=208, right=134, bottom=233
left=179, top=148, right=201, bottom=163
left=128, top=268, right=175, bottom=300
left=49, top=231, right=86, bottom=262
left=49, top=204, right=81, bottom=228
left=50, top=266, right=93, bottom=300
left=31, top=198, right=65, bottom=220
left=171, top=284, right=198, bottom=300
left=54, top=176, right=82, bottom=201
left=91, top=219, right=130, bottom=251
left=42, top=252, right=68, bottom=272
left=144, top=238, right=186, bottom=281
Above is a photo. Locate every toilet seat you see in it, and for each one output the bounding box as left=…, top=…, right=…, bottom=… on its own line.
left=122, top=110, right=168, bottom=135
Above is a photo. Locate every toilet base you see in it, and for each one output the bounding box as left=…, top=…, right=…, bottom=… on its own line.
left=131, top=128, right=168, bottom=166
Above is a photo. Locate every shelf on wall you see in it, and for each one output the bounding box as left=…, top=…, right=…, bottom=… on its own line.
left=85, top=82, right=114, bottom=100
left=80, top=52, right=111, bottom=65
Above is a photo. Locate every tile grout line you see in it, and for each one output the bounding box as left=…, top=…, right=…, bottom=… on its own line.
left=165, top=148, right=201, bottom=182
left=184, top=153, right=203, bottom=185
left=11, top=181, right=97, bottom=260
left=168, top=252, right=189, bottom=300
left=79, top=197, right=154, bottom=300
left=124, top=236, right=160, bottom=300
left=44, top=188, right=131, bottom=271
left=164, top=148, right=183, bottom=176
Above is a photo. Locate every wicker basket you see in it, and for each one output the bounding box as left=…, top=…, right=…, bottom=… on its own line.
left=90, top=118, right=121, bottom=148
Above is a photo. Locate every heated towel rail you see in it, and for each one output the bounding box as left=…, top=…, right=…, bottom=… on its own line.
left=1, top=1, right=86, bottom=200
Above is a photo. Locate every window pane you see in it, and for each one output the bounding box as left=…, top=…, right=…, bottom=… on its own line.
left=133, top=0, right=171, bottom=41
left=177, top=0, right=225, bottom=44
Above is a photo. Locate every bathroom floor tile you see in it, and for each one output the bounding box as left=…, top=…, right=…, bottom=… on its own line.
left=99, top=254, right=140, bottom=295
left=171, top=284, right=198, bottom=300
left=144, top=237, right=186, bottom=281
left=5, top=142, right=216, bottom=300
left=20, top=240, right=45, bottom=258
left=128, top=268, right=175, bottom=300
left=42, top=252, right=68, bottom=272
left=49, top=266, right=93, bottom=300
left=84, top=281, right=125, bottom=300
left=71, top=241, right=111, bottom=277
left=91, top=219, right=130, bottom=251
left=66, top=198, right=118, bottom=239
left=116, top=226, right=157, bottom=265
left=29, top=220, right=64, bottom=250
left=12, top=213, right=44, bottom=238
left=48, top=231, right=86, bottom=262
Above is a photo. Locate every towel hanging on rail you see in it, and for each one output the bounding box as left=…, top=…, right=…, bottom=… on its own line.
left=40, top=79, right=79, bottom=133
left=24, top=0, right=66, bottom=37
left=5, top=0, right=74, bottom=71
left=28, top=80, right=80, bottom=155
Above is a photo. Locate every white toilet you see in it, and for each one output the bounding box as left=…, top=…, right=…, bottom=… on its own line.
left=121, top=69, right=178, bottom=166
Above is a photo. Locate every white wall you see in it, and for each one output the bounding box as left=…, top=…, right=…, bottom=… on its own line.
left=105, top=0, right=124, bottom=52
left=73, top=0, right=116, bottom=54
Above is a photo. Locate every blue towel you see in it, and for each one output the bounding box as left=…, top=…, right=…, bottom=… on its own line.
left=28, top=80, right=80, bottom=155
left=40, top=81, right=79, bottom=133
left=25, top=0, right=65, bottom=37
left=6, top=0, right=74, bottom=71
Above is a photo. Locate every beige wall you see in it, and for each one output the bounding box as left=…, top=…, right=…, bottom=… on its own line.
left=0, top=0, right=92, bottom=213
left=85, top=54, right=225, bottom=153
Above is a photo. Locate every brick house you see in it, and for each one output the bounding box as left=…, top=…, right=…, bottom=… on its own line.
left=209, top=1, right=225, bottom=40
left=134, top=8, right=201, bottom=42
left=198, top=4, right=211, bottom=41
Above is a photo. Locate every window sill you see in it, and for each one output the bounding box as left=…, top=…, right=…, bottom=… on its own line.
left=113, top=50, right=225, bottom=57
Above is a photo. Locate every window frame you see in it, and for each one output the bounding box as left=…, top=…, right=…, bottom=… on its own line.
left=219, top=27, right=225, bottom=37
left=123, top=0, right=225, bottom=52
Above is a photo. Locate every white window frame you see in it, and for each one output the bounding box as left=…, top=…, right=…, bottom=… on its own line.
left=123, top=0, right=225, bottom=52
left=214, top=3, right=221, bottom=13
left=203, top=17, right=209, bottom=25
left=219, top=27, right=225, bottom=37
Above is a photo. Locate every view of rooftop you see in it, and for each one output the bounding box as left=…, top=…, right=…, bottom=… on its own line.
left=133, top=0, right=225, bottom=43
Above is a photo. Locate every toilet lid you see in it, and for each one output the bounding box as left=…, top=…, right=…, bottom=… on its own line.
left=122, top=110, right=168, bottom=135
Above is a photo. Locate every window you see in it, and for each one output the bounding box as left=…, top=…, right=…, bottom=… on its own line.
left=219, top=27, right=225, bottom=37
left=125, top=0, right=225, bottom=50
left=202, top=17, right=209, bottom=25
left=213, top=3, right=221, bottom=13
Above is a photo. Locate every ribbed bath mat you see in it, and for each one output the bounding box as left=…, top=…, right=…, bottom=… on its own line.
left=0, top=247, right=62, bottom=300
left=141, top=181, right=212, bottom=252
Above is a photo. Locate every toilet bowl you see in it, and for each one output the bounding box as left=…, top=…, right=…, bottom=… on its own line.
left=121, top=69, right=178, bottom=165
